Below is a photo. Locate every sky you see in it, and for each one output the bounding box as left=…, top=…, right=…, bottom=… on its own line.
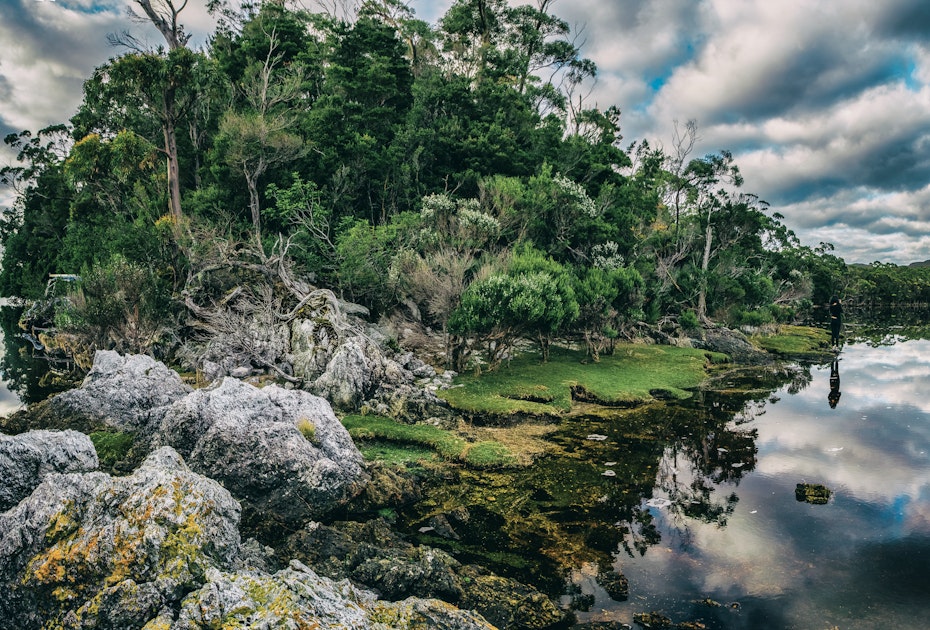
left=1, top=0, right=929, bottom=264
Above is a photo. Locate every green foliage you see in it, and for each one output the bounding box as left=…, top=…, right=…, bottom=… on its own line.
left=56, top=255, right=170, bottom=355
left=0, top=0, right=862, bottom=359
left=679, top=310, right=700, bottom=331
left=88, top=431, right=135, bottom=469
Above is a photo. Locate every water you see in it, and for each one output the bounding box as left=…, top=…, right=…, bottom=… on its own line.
left=402, top=338, right=930, bottom=629
left=0, top=302, right=74, bottom=413
left=576, top=339, right=930, bottom=629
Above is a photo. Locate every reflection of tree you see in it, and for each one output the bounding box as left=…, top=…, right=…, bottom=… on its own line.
left=401, top=367, right=799, bottom=599
left=0, top=306, right=75, bottom=405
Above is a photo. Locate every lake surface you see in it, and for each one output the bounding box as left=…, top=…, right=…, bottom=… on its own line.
left=574, top=338, right=930, bottom=629
left=402, top=337, right=930, bottom=629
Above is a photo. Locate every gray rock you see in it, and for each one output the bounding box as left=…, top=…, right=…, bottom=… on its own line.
left=158, top=377, right=368, bottom=525
left=170, top=560, right=495, bottom=630
left=691, top=327, right=772, bottom=365
left=44, top=350, right=192, bottom=434
left=312, top=337, right=385, bottom=410
left=0, top=447, right=241, bottom=629
left=0, top=429, right=98, bottom=512
left=0, top=447, right=491, bottom=630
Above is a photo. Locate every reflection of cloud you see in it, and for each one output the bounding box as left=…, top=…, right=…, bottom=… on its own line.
left=755, top=340, right=930, bottom=524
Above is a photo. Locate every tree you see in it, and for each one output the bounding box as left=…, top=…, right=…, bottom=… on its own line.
left=449, top=244, right=578, bottom=367
left=74, top=49, right=206, bottom=223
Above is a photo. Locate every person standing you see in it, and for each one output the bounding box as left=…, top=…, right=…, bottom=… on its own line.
left=829, top=295, right=843, bottom=350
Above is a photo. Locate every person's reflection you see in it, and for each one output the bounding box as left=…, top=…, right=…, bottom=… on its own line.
left=828, top=359, right=841, bottom=408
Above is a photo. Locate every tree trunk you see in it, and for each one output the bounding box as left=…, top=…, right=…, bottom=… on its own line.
left=697, top=219, right=713, bottom=322
left=162, top=98, right=183, bottom=221
left=246, top=172, right=261, bottom=236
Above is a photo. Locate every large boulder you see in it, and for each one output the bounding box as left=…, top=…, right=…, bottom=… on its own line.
left=0, top=447, right=242, bottom=629
left=0, top=448, right=492, bottom=630
left=312, top=336, right=387, bottom=409
left=164, top=560, right=496, bottom=630
left=35, top=351, right=192, bottom=435
left=0, top=429, right=99, bottom=512
left=157, top=377, right=368, bottom=526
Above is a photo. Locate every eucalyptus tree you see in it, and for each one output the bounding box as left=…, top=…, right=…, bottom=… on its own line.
left=215, top=22, right=307, bottom=237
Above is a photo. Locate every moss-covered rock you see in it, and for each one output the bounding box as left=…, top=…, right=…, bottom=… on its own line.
left=283, top=518, right=565, bottom=629
left=795, top=483, right=831, bottom=504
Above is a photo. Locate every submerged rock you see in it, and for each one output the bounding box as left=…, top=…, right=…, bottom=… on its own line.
left=283, top=518, right=564, bottom=630
left=795, top=483, right=831, bottom=504
left=0, top=429, right=99, bottom=512
left=158, top=377, right=368, bottom=526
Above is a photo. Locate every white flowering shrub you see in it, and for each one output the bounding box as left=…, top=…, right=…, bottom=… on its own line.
left=420, top=193, right=456, bottom=220
left=554, top=173, right=599, bottom=218
left=592, top=241, right=624, bottom=270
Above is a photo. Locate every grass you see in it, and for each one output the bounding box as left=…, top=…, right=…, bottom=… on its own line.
left=439, top=343, right=727, bottom=416
left=749, top=324, right=831, bottom=355
left=356, top=442, right=438, bottom=465
left=341, top=414, right=519, bottom=469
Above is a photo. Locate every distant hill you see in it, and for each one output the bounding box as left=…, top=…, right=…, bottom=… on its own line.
left=909, top=260, right=930, bottom=268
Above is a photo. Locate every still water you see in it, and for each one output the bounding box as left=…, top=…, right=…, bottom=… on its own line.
left=402, top=337, right=930, bottom=629
left=576, top=338, right=930, bottom=629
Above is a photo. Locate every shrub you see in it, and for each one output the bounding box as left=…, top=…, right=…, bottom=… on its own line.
left=679, top=310, right=700, bottom=331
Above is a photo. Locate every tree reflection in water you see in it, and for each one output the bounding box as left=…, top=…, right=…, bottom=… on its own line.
left=403, top=364, right=814, bottom=601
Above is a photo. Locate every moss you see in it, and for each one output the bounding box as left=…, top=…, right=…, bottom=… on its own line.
left=358, top=442, right=438, bottom=465
left=462, top=441, right=517, bottom=469
left=439, top=344, right=724, bottom=417
left=296, top=417, right=317, bottom=444
left=795, top=483, right=831, bottom=504
left=88, top=431, right=135, bottom=469
left=750, top=324, right=831, bottom=356
left=342, top=415, right=520, bottom=469
left=342, top=415, right=466, bottom=460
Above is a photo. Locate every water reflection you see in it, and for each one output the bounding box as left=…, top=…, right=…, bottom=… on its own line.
left=828, top=359, right=841, bottom=408
left=0, top=303, right=75, bottom=412
left=401, top=341, right=930, bottom=628
left=601, top=339, right=930, bottom=629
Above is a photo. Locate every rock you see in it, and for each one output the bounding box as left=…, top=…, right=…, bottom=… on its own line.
left=313, top=337, right=385, bottom=410
left=0, top=429, right=99, bottom=512
left=170, top=560, right=495, bottom=630
left=283, top=518, right=564, bottom=630
left=289, top=317, right=341, bottom=380
left=795, top=483, right=831, bottom=504
left=691, top=327, right=771, bottom=365
left=0, top=447, right=241, bottom=629
left=33, top=350, right=192, bottom=435
left=458, top=565, right=564, bottom=630
left=158, top=377, right=368, bottom=526
left=0, top=448, right=491, bottom=630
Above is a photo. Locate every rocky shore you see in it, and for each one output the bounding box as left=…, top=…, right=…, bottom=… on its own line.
left=0, top=350, right=563, bottom=629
